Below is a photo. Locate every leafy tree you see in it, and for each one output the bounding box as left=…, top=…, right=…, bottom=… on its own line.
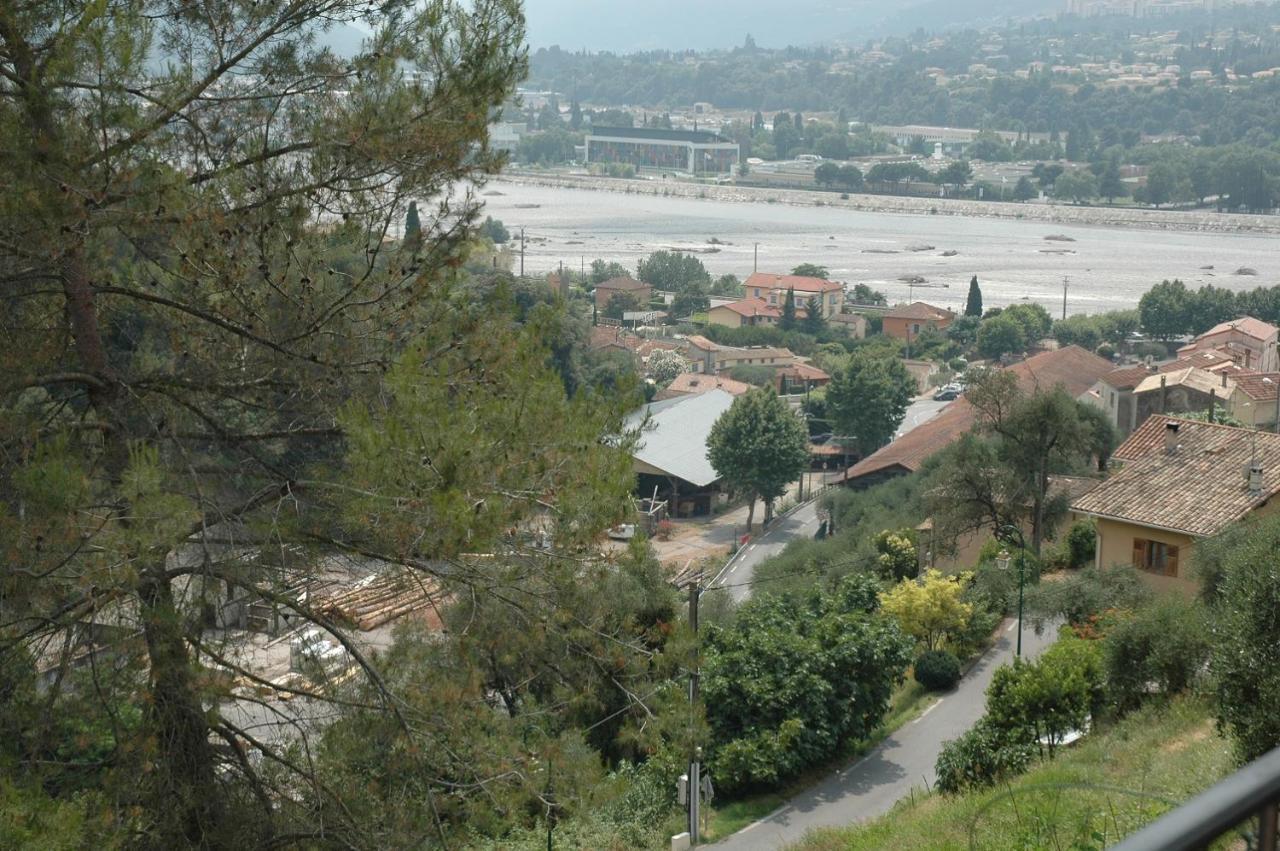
left=1024, top=565, right=1151, bottom=630
left=792, top=263, right=830, bottom=279
left=837, top=164, right=865, bottom=191
left=647, top=349, right=689, bottom=384
left=1097, top=157, right=1128, bottom=202
left=711, top=273, right=744, bottom=297
left=1013, top=176, right=1037, bottom=202
left=478, top=215, right=510, bottom=244
left=1003, top=303, right=1053, bottom=344
left=604, top=290, right=645, bottom=320
left=851, top=283, right=887, bottom=306
left=814, top=161, right=841, bottom=187
left=703, top=576, right=912, bottom=793
left=938, top=160, right=973, bottom=191
left=977, top=314, right=1027, bottom=360
left=405, top=200, right=423, bottom=242
left=1052, top=314, right=1103, bottom=351
left=707, top=389, right=809, bottom=529
left=780, top=288, right=799, bottom=331
left=874, top=529, right=920, bottom=582
left=1032, top=163, right=1064, bottom=190
left=670, top=286, right=710, bottom=318
left=728, top=364, right=777, bottom=387
left=880, top=570, right=974, bottom=651
left=591, top=259, right=632, bottom=284
left=1054, top=170, right=1099, bottom=204
left=569, top=100, right=583, bottom=130
left=986, top=635, right=1104, bottom=758
left=1106, top=596, right=1210, bottom=715
left=1188, top=285, right=1239, bottom=335
left=636, top=250, right=711, bottom=292
left=826, top=352, right=916, bottom=455
left=816, top=132, right=851, bottom=160
left=1138, top=278, right=1192, bottom=340
left=939, top=372, right=1116, bottom=554
left=965, top=276, right=984, bottom=317
left=1208, top=513, right=1280, bottom=763
left=948, top=315, right=982, bottom=350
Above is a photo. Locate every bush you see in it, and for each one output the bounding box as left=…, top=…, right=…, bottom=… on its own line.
left=987, top=635, right=1104, bottom=757
left=1064, top=520, right=1097, bottom=569
left=935, top=718, right=1037, bottom=794
left=915, top=650, right=962, bottom=691
left=1105, top=596, right=1211, bottom=715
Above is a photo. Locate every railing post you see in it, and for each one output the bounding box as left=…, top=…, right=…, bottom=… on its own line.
left=1260, top=801, right=1279, bottom=851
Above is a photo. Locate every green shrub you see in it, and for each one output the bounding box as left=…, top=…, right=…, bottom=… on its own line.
left=1106, top=596, right=1211, bottom=715
left=1024, top=565, right=1150, bottom=629
left=987, top=635, right=1104, bottom=757
left=935, top=718, right=1037, bottom=794
left=1064, top=520, right=1097, bottom=569
left=915, top=650, right=962, bottom=691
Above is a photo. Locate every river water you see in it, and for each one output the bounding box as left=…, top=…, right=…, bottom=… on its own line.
left=481, top=180, right=1279, bottom=316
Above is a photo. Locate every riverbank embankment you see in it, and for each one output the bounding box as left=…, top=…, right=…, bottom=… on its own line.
left=497, top=170, right=1280, bottom=236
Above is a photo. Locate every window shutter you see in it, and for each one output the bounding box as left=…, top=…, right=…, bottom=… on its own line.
left=1166, top=546, right=1180, bottom=577
left=1132, top=539, right=1146, bottom=569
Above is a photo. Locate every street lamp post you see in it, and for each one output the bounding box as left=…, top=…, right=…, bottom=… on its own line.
left=995, top=524, right=1029, bottom=658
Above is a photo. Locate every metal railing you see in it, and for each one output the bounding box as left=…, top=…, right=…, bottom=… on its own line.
left=1111, top=744, right=1280, bottom=851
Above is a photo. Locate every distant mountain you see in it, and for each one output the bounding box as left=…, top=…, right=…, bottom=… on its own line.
left=523, top=0, right=1059, bottom=51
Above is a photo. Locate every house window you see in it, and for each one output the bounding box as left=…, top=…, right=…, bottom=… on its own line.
left=912, top=323, right=921, bottom=334
left=769, top=294, right=777, bottom=304
left=753, top=288, right=761, bottom=297
left=1132, top=538, right=1179, bottom=577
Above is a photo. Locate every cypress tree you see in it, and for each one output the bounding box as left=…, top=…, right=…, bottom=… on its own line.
left=781, top=288, right=798, bottom=330
left=965, top=275, right=983, bottom=317
left=404, top=200, right=422, bottom=242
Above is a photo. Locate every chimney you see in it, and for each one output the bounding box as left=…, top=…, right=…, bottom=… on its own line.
left=1222, top=372, right=1228, bottom=388
left=1249, top=463, right=1264, bottom=495
left=1164, top=420, right=1181, bottom=455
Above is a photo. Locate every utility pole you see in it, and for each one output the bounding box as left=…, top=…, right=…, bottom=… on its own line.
left=753, top=242, right=759, bottom=273
left=688, top=576, right=702, bottom=845
left=520, top=227, right=526, bottom=277
left=1062, top=276, right=1069, bottom=320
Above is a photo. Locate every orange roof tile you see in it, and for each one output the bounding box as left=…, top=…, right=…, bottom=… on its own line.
left=845, top=346, right=1114, bottom=482
left=744, top=272, right=843, bottom=293
left=1073, top=415, right=1280, bottom=536
left=885, top=301, right=956, bottom=321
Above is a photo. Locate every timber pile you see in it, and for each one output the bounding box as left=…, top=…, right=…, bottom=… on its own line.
left=312, top=570, right=437, bottom=630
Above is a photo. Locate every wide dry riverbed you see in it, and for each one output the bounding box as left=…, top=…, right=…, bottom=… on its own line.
left=482, top=174, right=1280, bottom=316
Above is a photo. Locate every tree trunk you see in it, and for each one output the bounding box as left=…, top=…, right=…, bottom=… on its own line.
left=137, top=567, right=227, bottom=848
left=763, top=499, right=774, bottom=527
left=745, top=494, right=756, bottom=532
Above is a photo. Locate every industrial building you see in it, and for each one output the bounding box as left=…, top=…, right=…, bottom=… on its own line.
left=585, top=126, right=739, bottom=175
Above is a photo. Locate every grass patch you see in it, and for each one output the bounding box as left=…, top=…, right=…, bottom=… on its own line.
left=701, top=679, right=934, bottom=841
left=790, top=696, right=1234, bottom=851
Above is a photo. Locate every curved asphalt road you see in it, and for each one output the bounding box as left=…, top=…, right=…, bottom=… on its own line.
left=704, top=396, right=1057, bottom=850
left=707, top=620, right=1057, bottom=850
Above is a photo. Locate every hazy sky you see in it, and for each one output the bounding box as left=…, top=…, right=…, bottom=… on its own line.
left=522, top=0, right=886, bottom=51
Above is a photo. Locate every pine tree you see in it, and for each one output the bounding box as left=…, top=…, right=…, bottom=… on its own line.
left=404, top=200, right=422, bottom=242
left=803, top=296, right=825, bottom=335
left=781, top=288, right=798, bottom=330
left=965, top=275, right=984, bottom=317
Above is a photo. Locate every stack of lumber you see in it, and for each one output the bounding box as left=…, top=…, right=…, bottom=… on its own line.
left=312, top=570, right=437, bottom=630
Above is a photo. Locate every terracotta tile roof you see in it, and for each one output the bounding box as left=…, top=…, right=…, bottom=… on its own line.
left=588, top=327, right=679, bottom=359
left=745, top=272, right=843, bottom=293
left=714, top=297, right=781, bottom=318
left=1134, top=366, right=1235, bottom=397
left=1073, top=415, right=1280, bottom=536
left=1099, top=365, right=1152, bottom=391
left=1235, top=373, right=1280, bottom=402
left=845, top=346, right=1114, bottom=482
left=885, top=301, right=956, bottom=322
left=779, top=362, right=831, bottom=381
left=589, top=326, right=631, bottom=350
left=684, top=335, right=719, bottom=351
left=1198, top=316, right=1278, bottom=342
left=1166, top=348, right=1239, bottom=370
left=594, top=276, right=650, bottom=291
left=655, top=372, right=754, bottom=401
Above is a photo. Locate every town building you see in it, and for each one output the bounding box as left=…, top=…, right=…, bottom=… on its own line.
left=593, top=276, right=653, bottom=311
left=1231, top=373, right=1280, bottom=429
left=844, top=346, right=1114, bottom=488
left=743, top=273, right=846, bottom=315
left=682, top=335, right=796, bottom=375
left=625, top=389, right=737, bottom=517
left=654, top=373, right=754, bottom=402
left=1132, top=366, right=1237, bottom=427
left=706, top=297, right=781, bottom=328
left=585, top=126, right=739, bottom=176
left=828, top=311, right=869, bottom=339
left=882, top=302, right=956, bottom=341
left=1072, top=416, right=1280, bottom=594
left=872, top=124, right=1050, bottom=156
left=1177, top=317, right=1279, bottom=373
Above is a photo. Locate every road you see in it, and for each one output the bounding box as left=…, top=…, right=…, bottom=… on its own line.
left=894, top=397, right=951, bottom=440
left=708, top=620, right=1058, bottom=850
left=711, top=396, right=953, bottom=603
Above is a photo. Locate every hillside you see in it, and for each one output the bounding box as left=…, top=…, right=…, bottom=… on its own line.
left=790, top=698, right=1234, bottom=851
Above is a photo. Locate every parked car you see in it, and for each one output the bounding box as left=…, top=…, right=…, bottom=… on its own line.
left=933, top=385, right=962, bottom=401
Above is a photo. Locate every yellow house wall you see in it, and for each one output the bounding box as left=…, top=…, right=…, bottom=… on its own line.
left=706, top=306, right=745, bottom=328
left=1093, top=516, right=1199, bottom=595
